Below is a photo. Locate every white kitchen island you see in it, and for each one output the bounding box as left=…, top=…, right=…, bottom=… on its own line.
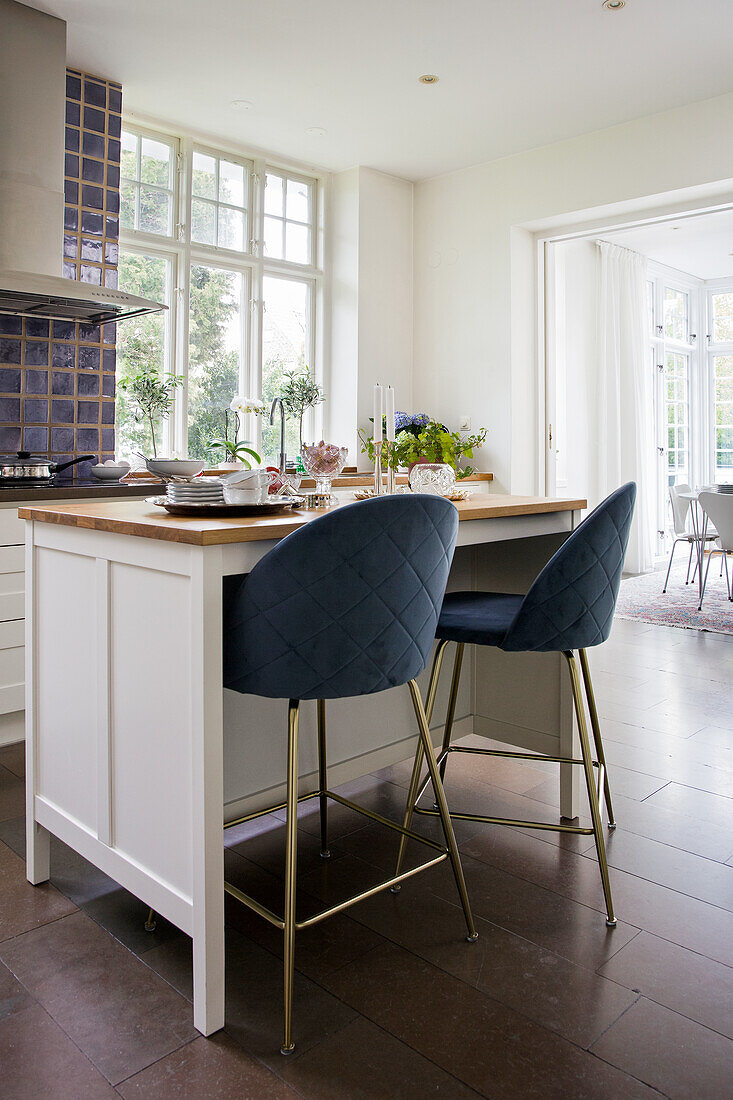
left=21, top=491, right=585, bottom=1035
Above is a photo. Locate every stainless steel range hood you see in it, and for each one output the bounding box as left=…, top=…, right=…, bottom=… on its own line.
left=0, top=270, right=164, bottom=325
left=0, top=1, right=165, bottom=325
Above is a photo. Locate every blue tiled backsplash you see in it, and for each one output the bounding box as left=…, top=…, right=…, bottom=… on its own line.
left=0, top=69, right=121, bottom=476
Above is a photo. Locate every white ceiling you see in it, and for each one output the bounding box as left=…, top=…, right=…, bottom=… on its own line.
left=28, top=0, right=733, bottom=181
left=608, top=209, right=733, bottom=280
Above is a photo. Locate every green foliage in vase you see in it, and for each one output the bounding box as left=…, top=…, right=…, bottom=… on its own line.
left=208, top=409, right=261, bottom=469
left=280, top=368, right=325, bottom=450
left=359, top=413, right=487, bottom=479
left=117, top=366, right=183, bottom=458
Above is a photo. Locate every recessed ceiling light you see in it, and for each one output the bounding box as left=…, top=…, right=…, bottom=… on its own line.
left=230, top=99, right=253, bottom=111
left=602, top=0, right=625, bottom=9
left=419, top=74, right=439, bottom=84
left=305, top=126, right=327, bottom=137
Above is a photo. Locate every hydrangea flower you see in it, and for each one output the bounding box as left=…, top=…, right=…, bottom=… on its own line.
left=394, top=411, right=412, bottom=432
left=411, top=413, right=430, bottom=428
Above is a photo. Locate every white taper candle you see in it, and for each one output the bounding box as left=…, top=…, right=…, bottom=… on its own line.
left=373, top=384, right=383, bottom=443
left=385, top=386, right=395, bottom=442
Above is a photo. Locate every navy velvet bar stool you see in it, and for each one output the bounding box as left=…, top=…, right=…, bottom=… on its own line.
left=222, top=494, right=477, bottom=1054
left=395, top=483, right=636, bottom=928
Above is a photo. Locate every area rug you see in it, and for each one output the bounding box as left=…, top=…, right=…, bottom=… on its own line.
left=615, top=555, right=733, bottom=635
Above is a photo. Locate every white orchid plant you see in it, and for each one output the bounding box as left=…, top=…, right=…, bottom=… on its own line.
left=208, top=396, right=265, bottom=468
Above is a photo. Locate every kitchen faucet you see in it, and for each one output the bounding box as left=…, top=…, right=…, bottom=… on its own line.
left=269, top=397, right=287, bottom=480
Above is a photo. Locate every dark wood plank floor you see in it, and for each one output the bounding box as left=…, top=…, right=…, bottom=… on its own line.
left=1, top=618, right=731, bottom=1097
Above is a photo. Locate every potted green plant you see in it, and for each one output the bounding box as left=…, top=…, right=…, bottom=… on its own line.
left=117, top=366, right=183, bottom=458
left=208, top=396, right=264, bottom=470
left=359, top=412, right=487, bottom=480
left=280, top=368, right=325, bottom=452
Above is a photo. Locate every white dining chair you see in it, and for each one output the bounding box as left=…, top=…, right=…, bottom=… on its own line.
left=697, top=491, right=733, bottom=608
left=663, top=483, right=718, bottom=593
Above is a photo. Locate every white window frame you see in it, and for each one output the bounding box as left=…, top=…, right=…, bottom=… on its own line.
left=647, top=262, right=703, bottom=556
left=118, top=121, right=326, bottom=460
left=705, top=278, right=733, bottom=482
left=119, top=123, right=179, bottom=243
left=189, top=144, right=253, bottom=256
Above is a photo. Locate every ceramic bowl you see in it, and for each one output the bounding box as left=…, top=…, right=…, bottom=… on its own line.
left=145, top=458, right=205, bottom=479
left=91, top=462, right=130, bottom=481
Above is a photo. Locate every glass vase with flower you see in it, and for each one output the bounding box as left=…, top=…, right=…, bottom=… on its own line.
left=208, top=396, right=264, bottom=471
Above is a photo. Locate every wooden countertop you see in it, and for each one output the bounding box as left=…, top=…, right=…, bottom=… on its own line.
left=18, top=494, right=587, bottom=547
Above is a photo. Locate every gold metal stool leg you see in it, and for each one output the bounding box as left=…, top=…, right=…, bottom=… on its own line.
left=281, top=700, right=300, bottom=1055
left=317, top=699, right=330, bottom=858
left=144, top=908, right=156, bottom=932
left=438, top=643, right=464, bottom=785
left=565, top=652, right=616, bottom=927
left=392, top=640, right=449, bottom=890
left=578, top=648, right=615, bottom=828
left=409, top=679, right=478, bottom=941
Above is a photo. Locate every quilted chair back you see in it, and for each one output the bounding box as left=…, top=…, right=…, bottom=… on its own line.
left=499, top=482, right=636, bottom=654
left=223, top=494, right=459, bottom=700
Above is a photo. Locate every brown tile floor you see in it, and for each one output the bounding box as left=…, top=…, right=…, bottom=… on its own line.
left=0, top=617, right=732, bottom=1097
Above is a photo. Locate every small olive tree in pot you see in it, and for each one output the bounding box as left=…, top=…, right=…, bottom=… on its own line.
left=117, top=366, right=183, bottom=458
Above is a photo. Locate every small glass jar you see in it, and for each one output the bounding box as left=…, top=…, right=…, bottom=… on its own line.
left=408, top=462, right=456, bottom=496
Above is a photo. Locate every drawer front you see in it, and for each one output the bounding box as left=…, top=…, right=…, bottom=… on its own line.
left=0, top=508, right=25, bottom=547
left=0, top=620, right=23, bottom=650
left=0, top=591, right=24, bottom=622
left=0, top=681, right=24, bottom=716
left=0, top=545, right=24, bottom=573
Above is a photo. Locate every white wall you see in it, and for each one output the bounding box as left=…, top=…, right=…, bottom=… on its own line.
left=327, top=166, right=413, bottom=467
left=413, top=90, right=733, bottom=494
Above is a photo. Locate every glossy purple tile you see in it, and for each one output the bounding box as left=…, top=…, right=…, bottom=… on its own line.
left=77, top=401, right=99, bottom=424
left=107, top=138, right=121, bottom=165
left=0, top=318, right=22, bottom=337
left=77, top=427, right=99, bottom=451
left=83, top=79, right=106, bottom=108
left=103, top=323, right=116, bottom=345
left=80, top=265, right=102, bottom=285
left=0, top=427, right=21, bottom=450
left=52, top=344, right=75, bottom=370
left=66, top=73, right=81, bottom=100
left=108, top=86, right=122, bottom=114
left=25, top=319, right=49, bottom=338
left=83, top=105, right=106, bottom=133
left=101, top=428, right=115, bottom=451
left=51, top=399, right=75, bottom=424
left=81, top=210, right=104, bottom=235
left=106, top=165, right=119, bottom=190
left=102, top=349, right=115, bottom=371
left=108, top=113, right=121, bottom=139
left=0, top=398, right=21, bottom=422
left=65, top=100, right=80, bottom=127
left=51, top=371, right=75, bottom=395
left=82, top=131, right=105, bottom=159
left=81, top=184, right=103, bottom=210
left=79, top=346, right=100, bottom=370
left=23, top=340, right=49, bottom=367
left=101, top=401, right=115, bottom=425
left=25, top=370, right=48, bottom=394
left=81, top=238, right=103, bottom=263
left=83, top=158, right=105, bottom=185
left=65, top=126, right=79, bottom=153
left=106, top=189, right=119, bottom=215
left=24, top=399, right=48, bottom=423
left=63, top=261, right=78, bottom=280
left=64, top=179, right=78, bottom=205
left=77, top=372, right=100, bottom=396
left=64, top=205, right=78, bottom=231
left=63, top=235, right=78, bottom=259
left=105, top=215, right=118, bottom=239
left=50, top=427, right=74, bottom=452
left=0, top=369, right=21, bottom=393
left=23, top=427, right=48, bottom=451
left=79, top=324, right=101, bottom=344
left=65, top=152, right=79, bottom=179
left=0, top=339, right=22, bottom=364
left=102, top=374, right=115, bottom=397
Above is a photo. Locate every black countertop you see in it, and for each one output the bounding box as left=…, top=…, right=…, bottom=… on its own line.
left=0, top=478, right=164, bottom=503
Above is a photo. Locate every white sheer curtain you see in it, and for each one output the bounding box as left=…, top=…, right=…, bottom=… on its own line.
left=596, top=241, right=655, bottom=575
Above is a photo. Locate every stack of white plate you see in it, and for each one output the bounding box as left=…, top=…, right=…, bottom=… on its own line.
left=166, top=478, right=224, bottom=505
left=716, top=483, right=733, bottom=493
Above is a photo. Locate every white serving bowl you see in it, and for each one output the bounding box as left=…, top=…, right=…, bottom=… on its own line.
left=146, top=458, right=205, bottom=479
left=91, top=462, right=130, bottom=481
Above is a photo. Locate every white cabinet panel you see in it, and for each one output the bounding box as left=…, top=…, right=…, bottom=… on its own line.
left=0, top=507, right=25, bottom=547
left=35, top=546, right=98, bottom=831
left=0, top=591, right=24, bottom=622
left=0, top=546, right=24, bottom=573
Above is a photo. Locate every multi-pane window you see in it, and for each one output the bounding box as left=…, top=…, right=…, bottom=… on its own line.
left=664, top=287, right=688, bottom=342
left=187, top=264, right=247, bottom=461
left=190, top=150, right=251, bottom=252
left=713, top=356, right=733, bottom=477
left=712, top=292, right=733, bottom=344
left=116, top=249, right=174, bottom=457
left=665, top=352, right=690, bottom=482
left=116, top=127, right=321, bottom=462
left=120, top=129, right=176, bottom=237
left=263, top=171, right=314, bottom=265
